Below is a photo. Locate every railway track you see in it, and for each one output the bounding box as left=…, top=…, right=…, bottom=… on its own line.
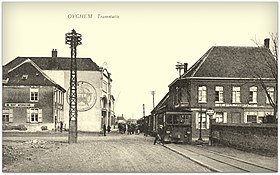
left=164, top=144, right=276, bottom=173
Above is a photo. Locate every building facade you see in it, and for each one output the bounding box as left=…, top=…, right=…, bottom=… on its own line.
left=3, top=49, right=115, bottom=132
left=3, top=59, right=66, bottom=131
left=152, top=43, right=277, bottom=139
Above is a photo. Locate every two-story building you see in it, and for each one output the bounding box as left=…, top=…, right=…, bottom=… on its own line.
left=152, top=41, right=276, bottom=139
left=3, top=59, right=66, bottom=131
left=3, top=49, right=115, bottom=132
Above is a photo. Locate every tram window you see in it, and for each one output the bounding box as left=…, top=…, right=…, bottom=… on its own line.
left=158, top=114, right=164, bottom=125
left=179, top=115, right=184, bottom=124
left=183, top=115, right=191, bottom=124
left=166, top=115, right=173, bottom=124
left=173, top=115, right=179, bottom=124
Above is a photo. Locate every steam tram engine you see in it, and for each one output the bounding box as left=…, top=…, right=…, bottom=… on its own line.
left=137, top=111, right=192, bottom=143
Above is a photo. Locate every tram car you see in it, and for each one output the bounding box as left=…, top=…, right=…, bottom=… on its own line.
left=157, top=111, right=192, bottom=143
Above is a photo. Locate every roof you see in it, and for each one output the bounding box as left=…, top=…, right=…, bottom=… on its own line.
left=3, top=56, right=100, bottom=73
left=183, top=46, right=276, bottom=79
left=3, top=59, right=66, bottom=92
left=117, top=116, right=126, bottom=121
left=151, top=92, right=169, bottom=113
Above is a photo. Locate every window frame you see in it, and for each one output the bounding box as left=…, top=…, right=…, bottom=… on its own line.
left=215, top=86, right=224, bottom=103
left=249, top=86, right=257, bottom=103
left=30, top=87, right=39, bottom=102
left=198, top=86, right=207, bottom=103
left=266, top=87, right=275, bottom=104
left=232, top=86, right=241, bottom=103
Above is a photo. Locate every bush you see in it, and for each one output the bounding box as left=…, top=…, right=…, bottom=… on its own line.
left=41, top=126, right=48, bottom=131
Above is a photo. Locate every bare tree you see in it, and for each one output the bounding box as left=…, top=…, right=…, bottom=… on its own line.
left=252, top=33, right=278, bottom=121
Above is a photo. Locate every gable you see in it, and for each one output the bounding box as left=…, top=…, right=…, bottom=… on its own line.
left=4, top=60, right=65, bottom=92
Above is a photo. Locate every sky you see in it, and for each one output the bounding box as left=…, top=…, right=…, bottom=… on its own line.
left=2, top=2, right=278, bottom=120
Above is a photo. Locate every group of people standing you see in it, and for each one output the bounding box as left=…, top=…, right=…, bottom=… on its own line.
left=118, top=123, right=139, bottom=135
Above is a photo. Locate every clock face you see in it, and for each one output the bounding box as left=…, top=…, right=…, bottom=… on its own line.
left=67, top=81, right=97, bottom=112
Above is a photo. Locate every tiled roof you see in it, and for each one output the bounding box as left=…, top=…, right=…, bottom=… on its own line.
left=3, top=56, right=100, bottom=73
left=183, top=46, right=276, bottom=78
left=3, top=59, right=66, bottom=92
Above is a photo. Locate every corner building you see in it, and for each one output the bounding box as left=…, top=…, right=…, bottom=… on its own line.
left=153, top=44, right=276, bottom=139
left=3, top=49, right=115, bottom=132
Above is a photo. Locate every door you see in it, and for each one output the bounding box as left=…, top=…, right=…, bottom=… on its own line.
left=230, top=112, right=241, bottom=123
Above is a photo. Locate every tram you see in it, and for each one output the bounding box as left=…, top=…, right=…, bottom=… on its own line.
left=162, top=111, right=192, bottom=143
left=137, top=111, right=192, bottom=143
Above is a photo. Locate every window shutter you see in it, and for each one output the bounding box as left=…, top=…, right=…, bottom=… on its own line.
left=26, top=109, right=30, bottom=123
left=38, top=109, right=42, bottom=123
left=9, top=109, right=13, bottom=123
left=223, top=112, right=227, bottom=123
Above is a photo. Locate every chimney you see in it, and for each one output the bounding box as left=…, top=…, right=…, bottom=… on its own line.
left=52, top=49, right=57, bottom=57
left=51, top=49, right=58, bottom=69
left=264, top=38, right=270, bottom=49
left=184, top=63, right=188, bottom=73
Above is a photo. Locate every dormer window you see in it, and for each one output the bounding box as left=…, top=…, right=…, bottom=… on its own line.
left=22, top=75, right=28, bottom=80
left=2, top=78, right=9, bottom=84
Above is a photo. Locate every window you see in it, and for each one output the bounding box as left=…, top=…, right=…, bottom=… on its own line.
left=30, top=87, right=39, bottom=102
left=102, top=81, right=108, bottom=92
left=27, top=108, right=42, bottom=123
left=31, top=109, right=39, bottom=122
left=197, top=112, right=207, bottom=129
left=182, top=114, right=191, bottom=125
left=3, top=114, right=9, bottom=123
left=175, top=87, right=182, bottom=104
left=232, top=86, right=240, bottom=103
left=198, top=86, right=207, bottom=103
left=215, top=112, right=223, bottom=123
left=247, top=115, right=257, bottom=123
left=21, top=75, right=28, bottom=80
left=249, top=86, right=257, bottom=103
left=173, top=115, right=179, bottom=124
left=2, top=109, right=13, bottom=123
left=215, top=86, right=224, bottom=103
left=166, top=115, right=173, bottom=124
left=266, top=87, right=274, bottom=104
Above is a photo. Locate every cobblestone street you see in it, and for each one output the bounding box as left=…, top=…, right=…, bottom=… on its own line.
left=3, top=133, right=212, bottom=173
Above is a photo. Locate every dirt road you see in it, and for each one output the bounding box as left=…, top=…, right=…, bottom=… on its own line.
left=3, top=133, right=211, bottom=173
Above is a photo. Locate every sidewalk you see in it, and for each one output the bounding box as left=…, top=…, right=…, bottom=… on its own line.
left=164, top=143, right=277, bottom=172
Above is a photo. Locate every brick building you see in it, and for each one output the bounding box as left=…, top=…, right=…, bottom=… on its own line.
left=3, top=49, right=115, bottom=132
left=3, top=59, right=66, bottom=131
left=152, top=43, right=277, bottom=139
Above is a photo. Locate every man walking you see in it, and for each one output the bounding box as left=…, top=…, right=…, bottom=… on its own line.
left=154, top=125, right=164, bottom=145
left=103, top=124, right=107, bottom=136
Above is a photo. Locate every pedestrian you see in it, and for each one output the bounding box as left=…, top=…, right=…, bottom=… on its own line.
left=107, top=125, right=111, bottom=133
left=154, top=125, right=164, bottom=145
left=103, top=124, right=106, bottom=136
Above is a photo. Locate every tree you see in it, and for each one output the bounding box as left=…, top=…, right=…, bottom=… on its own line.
left=252, top=33, right=278, bottom=122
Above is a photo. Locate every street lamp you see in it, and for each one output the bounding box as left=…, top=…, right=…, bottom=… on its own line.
left=198, top=105, right=203, bottom=141
left=206, top=108, right=215, bottom=146
left=65, top=29, right=82, bottom=144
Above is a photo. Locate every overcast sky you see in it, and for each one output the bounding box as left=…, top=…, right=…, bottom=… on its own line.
left=2, top=2, right=278, bottom=120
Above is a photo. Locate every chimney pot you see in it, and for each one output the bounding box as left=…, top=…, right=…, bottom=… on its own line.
left=184, top=63, right=188, bottom=73
left=264, top=38, right=270, bottom=49
left=52, top=49, right=57, bottom=57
